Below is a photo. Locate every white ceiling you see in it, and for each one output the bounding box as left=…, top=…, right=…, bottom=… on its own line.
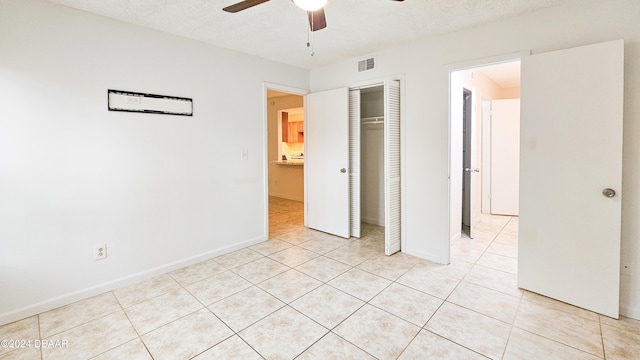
left=47, top=0, right=570, bottom=70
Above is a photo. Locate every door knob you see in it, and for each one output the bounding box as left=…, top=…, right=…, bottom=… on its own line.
left=464, top=168, right=480, bottom=173
left=602, top=188, right=616, bottom=198
left=340, top=168, right=347, bottom=173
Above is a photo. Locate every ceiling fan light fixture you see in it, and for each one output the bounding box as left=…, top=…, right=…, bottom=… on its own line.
left=293, top=0, right=327, bottom=11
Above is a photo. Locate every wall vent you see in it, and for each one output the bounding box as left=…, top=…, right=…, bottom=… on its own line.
left=358, top=58, right=375, bottom=72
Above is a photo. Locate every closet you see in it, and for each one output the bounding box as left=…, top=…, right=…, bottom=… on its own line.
left=305, top=80, right=400, bottom=255
left=348, top=80, right=401, bottom=255
left=359, top=86, right=385, bottom=227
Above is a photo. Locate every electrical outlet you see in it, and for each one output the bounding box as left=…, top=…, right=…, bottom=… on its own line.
left=95, top=244, right=107, bottom=260
left=240, top=149, right=248, bottom=160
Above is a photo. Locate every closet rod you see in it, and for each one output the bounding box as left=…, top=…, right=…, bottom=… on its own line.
left=361, top=116, right=384, bottom=125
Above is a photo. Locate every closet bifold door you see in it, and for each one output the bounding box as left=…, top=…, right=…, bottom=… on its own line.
left=349, top=90, right=361, bottom=238
left=384, top=80, right=401, bottom=255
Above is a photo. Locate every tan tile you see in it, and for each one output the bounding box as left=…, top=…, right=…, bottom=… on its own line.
left=396, top=266, right=460, bottom=299
left=249, top=239, right=293, bottom=256
left=168, top=259, right=226, bottom=286
left=0, top=316, right=39, bottom=357
left=324, top=243, right=378, bottom=266
left=334, top=304, right=420, bottom=360
left=41, top=311, right=137, bottom=360
left=275, top=230, right=319, bottom=245
left=297, top=333, right=376, bottom=360
left=425, top=302, right=511, bottom=359
left=504, top=327, right=601, bottom=360
left=448, top=281, right=521, bottom=324
left=452, top=236, right=492, bottom=252
left=294, top=256, right=352, bottom=282
left=142, top=309, right=233, bottom=360
left=239, top=307, right=327, bottom=359
left=513, top=300, right=603, bottom=357
left=601, top=322, right=640, bottom=359
left=600, top=314, right=640, bottom=333
left=268, top=246, right=319, bottom=267
left=486, top=240, right=518, bottom=258
left=308, top=229, right=349, bottom=242
left=193, top=335, right=262, bottom=360
left=114, top=274, right=181, bottom=308
left=290, top=285, right=364, bottom=329
left=494, top=232, right=519, bottom=245
left=370, top=283, right=442, bottom=327
left=357, top=237, right=385, bottom=252
left=412, top=258, right=473, bottom=280
left=185, top=270, right=252, bottom=306
left=213, top=248, right=263, bottom=269
left=328, top=268, right=391, bottom=302
left=124, top=288, right=202, bottom=335
left=477, top=214, right=512, bottom=228
left=298, top=238, right=346, bottom=254
left=356, top=253, right=420, bottom=280
left=399, top=330, right=486, bottom=360
left=476, top=252, right=518, bottom=274
left=208, top=286, right=285, bottom=332
left=465, top=264, right=522, bottom=297
left=230, top=257, right=290, bottom=284
left=39, top=292, right=120, bottom=338
left=258, top=269, right=322, bottom=303
left=522, top=291, right=598, bottom=322
left=450, top=244, right=485, bottom=263
left=92, top=338, right=151, bottom=360
left=0, top=346, right=41, bottom=360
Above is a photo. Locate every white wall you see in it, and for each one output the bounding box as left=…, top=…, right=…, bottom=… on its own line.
left=0, top=0, right=309, bottom=324
left=309, top=0, right=640, bottom=318
left=361, top=125, right=385, bottom=226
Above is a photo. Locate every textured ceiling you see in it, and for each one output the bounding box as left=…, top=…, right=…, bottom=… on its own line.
left=47, top=0, right=570, bottom=70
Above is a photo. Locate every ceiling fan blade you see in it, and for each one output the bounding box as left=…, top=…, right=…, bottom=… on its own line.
left=307, top=8, right=327, bottom=32
left=223, top=0, right=270, bottom=13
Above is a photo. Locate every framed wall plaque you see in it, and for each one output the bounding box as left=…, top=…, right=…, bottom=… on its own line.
left=108, top=89, right=193, bottom=116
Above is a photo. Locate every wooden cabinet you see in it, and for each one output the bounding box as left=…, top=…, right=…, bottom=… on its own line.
left=281, top=112, right=289, bottom=142
left=286, top=121, right=304, bottom=143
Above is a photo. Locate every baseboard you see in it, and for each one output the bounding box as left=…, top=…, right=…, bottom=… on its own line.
left=268, top=192, right=303, bottom=202
left=0, top=235, right=266, bottom=326
left=620, top=303, right=640, bottom=320
left=361, top=216, right=384, bottom=227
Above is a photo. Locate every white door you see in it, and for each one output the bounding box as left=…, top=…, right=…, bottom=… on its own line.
left=305, top=87, right=350, bottom=238
left=349, top=89, right=361, bottom=238
left=491, top=99, right=520, bottom=215
left=462, top=90, right=481, bottom=238
left=384, top=80, right=401, bottom=255
left=519, top=40, right=624, bottom=318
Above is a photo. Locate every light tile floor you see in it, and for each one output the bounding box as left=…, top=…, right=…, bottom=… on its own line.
left=1, top=196, right=639, bottom=359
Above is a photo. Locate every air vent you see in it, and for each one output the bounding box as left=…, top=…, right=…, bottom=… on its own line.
left=358, top=58, right=375, bottom=72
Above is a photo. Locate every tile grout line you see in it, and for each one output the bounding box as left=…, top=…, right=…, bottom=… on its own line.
left=111, top=290, right=154, bottom=360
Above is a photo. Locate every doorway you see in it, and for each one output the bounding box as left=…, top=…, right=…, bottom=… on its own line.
left=449, top=60, right=521, bottom=243
left=265, top=88, right=306, bottom=238
left=447, top=41, right=624, bottom=317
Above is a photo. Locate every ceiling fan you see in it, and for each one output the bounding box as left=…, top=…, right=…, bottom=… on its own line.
left=223, top=0, right=405, bottom=32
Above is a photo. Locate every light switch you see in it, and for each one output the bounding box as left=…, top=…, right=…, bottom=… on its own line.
left=240, top=149, right=248, bottom=160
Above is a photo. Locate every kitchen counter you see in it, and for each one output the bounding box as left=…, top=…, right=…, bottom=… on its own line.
left=273, top=160, right=304, bottom=166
